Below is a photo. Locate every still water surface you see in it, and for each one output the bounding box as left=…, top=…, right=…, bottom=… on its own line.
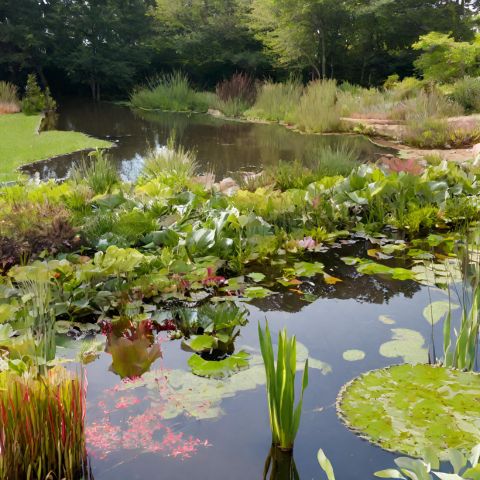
left=23, top=99, right=392, bottom=181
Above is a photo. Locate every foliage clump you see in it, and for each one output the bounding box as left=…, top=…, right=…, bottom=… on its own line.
left=21, top=74, right=56, bottom=115
left=0, top=81, right=20, bottom=114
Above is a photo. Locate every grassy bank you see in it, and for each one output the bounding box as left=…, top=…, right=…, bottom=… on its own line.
left=0, top=113, right=112, bottom=182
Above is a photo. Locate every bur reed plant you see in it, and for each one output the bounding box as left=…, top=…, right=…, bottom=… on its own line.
left=130, top=71, right=210, bottom=112
left=71, top=149, right=119, bottom=194
left=0, top=81, right=20, bottom=114
left=258, top=322, right=309, bottom=451
left=0, top=366, right=88, bottom=480
left=293, top=80, right=340, bottom=133
left=443, top=234, right=480, bottom=371
left=246, top=79, right=302, bottom=122
left=139, top=134, right=198, bottom=187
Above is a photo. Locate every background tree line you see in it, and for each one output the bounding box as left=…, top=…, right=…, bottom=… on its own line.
left=1, top=0, right=479, bottom=100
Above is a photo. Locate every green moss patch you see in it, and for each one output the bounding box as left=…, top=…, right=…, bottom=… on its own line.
left=0, top=113, right=111, bottom=182
left=337, top=364, right=480, bottom=458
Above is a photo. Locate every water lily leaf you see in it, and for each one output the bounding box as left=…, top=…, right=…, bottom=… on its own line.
left=379, top=328, right=428, bottom=364
left=244, top=286, right=274, bottom=299
left=341, top=257, right=362, bottom=266
left=379, top=315, right=396, bottom=325
left=247, top=272, right=266, bottom=283
left=343, top=350, right=366, bottom=361
left=423, top=301, right=459, bottom=325
left=324, top=274, right=343, bottom=285
left=277, top=277, right=302, bottom=287
left=357, top=262, right=415, bottom=281
left=291, top=261, right=325, bottom=277
left=188, top=351, right=250, bottom=379
left=338, top=364, right=480, bottom=459
left=184, top=335, right=217, bottom=352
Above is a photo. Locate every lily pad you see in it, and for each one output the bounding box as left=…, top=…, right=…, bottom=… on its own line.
left=379, top=328, right=428, bottom=364
left=183, top=335, right=217, bottom=352
left=423, top=301, right=459, bottom=325
left=378, top=315, right=396, bottom=325
left=188, top=351, right=250, bottom=378
left=343, top=350, right=366, bottom=361
left=337, top=364, right=480, bottom=459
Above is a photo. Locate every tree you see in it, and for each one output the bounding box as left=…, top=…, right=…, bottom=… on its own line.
left=53, top=0, right=154, bottom=100
left=413, top=32, right=480, bottom=83
left=153, top=0, right=269, bottom=85
left=250, top=0, right=350, bottom=79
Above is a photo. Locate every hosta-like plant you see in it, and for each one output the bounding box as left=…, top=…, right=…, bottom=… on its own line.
left=258, top=322, right=308, bottom=451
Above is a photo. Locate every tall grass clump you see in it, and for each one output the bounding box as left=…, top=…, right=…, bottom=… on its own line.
left=130, top=72, right=210, bottom=112
left=213, top=73, right=256, bottom=117
left=293, top=80, right=340, bottom=133
left=70, top=149, right=119, bottom=194
left=443, top=235, right=480, bottom=371
left=140, top=134, right=198, bottom=186
left=0, top=81, right=20, bottom=114
left=451, top=76, right=480, bottom=112
left=0, top=367, right=88, bottom=480
left=258, top=322, right=309, bottom=451
left=246, top=79, right=303, bottom=122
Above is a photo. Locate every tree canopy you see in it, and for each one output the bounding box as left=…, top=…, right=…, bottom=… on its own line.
left=1, top=0, right=479, bottom=98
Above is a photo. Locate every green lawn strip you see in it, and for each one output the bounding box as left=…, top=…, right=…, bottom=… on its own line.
left=0, top=113, right=112, bottom=182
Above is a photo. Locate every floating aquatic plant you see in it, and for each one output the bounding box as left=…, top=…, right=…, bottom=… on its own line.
left=258, top=322, right=309, bottom=451
left=337, top=364, right=480, bottom=458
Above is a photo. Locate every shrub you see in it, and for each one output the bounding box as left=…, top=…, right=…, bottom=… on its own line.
left=70, top=149, right=119, bottom=194
left=0, top=202, right=79, bottom=272
left=452, top=76, right=480, bottom=112
left=0, top=367, right=87, bottom=480
left=246, top=79, right=303, bottom=122
left=130, top=72, right=210, bottom=112
left=0, top=81, right=20, bottom=114
left=216, top=73, right=256, bottom=105
left=403, top=117, right=451, bottom=148
left=21, top=74, right=56, bottom=115
left=293, top=79, right=340, bottom=133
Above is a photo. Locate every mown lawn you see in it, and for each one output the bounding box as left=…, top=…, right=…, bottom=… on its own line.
left=0, top=113, right=112, bottom=182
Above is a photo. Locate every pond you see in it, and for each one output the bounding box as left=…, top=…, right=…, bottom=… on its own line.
left=52, top=240, right=446, bottom=480
left=22, top=99, right=393, bottom=181
left=15, top=101, right=445, bottom=479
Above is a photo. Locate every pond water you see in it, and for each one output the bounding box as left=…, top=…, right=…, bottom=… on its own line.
left=55, top=240, right=446, bottom=480
left=22, top=99, right=393, bottom=181
left=24, top=100, right=436, bottom=479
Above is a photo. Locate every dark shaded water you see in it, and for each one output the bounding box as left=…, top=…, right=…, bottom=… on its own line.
left=22, top=99, right=393, bottom=181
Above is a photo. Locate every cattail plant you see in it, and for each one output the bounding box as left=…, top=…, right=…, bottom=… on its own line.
left=258, top=322, right=309, bottom=451
left=0, top=366, right=88, bottom=480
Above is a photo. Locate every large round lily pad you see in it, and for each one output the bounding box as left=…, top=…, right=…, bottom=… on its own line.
left=337, top=364, right=480, bottom=459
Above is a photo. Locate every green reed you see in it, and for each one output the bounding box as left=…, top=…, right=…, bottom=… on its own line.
left=258, top=322, right=309, bottom=451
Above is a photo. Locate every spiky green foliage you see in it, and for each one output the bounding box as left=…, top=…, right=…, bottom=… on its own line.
left=258, top=322, right=308, bottom=450
left=0, top=367, right=87, bottom=480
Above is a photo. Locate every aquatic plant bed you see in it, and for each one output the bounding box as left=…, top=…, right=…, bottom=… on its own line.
left=1, top=145, right=480, bottom=478
left=0, top=113, right=111, bottom=182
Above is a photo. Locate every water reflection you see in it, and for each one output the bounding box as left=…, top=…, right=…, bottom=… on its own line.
left=263, top=447, right=299, bottom=480
left=21, top=99, right=395, bottom=181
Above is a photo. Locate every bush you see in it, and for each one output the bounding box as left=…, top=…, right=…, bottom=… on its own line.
left=293, top=79, right=341, bottom=133
left=70, top=149, right=119, bottom=194
left=246, top=79, right=302, bottom=122
left=451, top=76, right=480, bottom=112
left=216, top=73, right=256, bottom=105
left=0, top=81, right=20, bottom=114
left=130, top=72, right=210, bottom=112
left=21, top=74, right=56, bottom=115
left=403, top=117, right=451, bottom=148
